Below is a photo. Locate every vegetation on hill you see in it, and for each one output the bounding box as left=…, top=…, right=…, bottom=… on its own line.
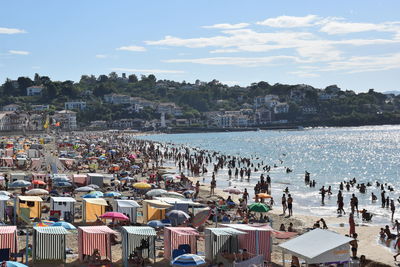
left=1, top=73, right=400, bottom=127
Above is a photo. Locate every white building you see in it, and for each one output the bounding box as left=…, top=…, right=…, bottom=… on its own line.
left=31, top=105, right=50, bottom=111
left=3, top=104, right=21, bottom=112
left=64, top=101, right=86, bottom=110
left=254, top=94, right=279, bottom=108
left=52, top=110, right=77, bottom=130
left=26, top=86, right=44, bottom=96
left=274, top=103, right=290, bottom=114
left=104, top=93, right=131, bottom=104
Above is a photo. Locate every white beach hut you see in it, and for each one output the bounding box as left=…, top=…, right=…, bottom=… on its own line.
left=113, top=199, right=140, bottom=223
left=278, top=228, right=353, bottom=266
left=50, top=197, right=76, bottom=222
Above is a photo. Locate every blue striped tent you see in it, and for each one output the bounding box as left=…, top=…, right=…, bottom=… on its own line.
left=204, top=228, right=246, bottom=262
left=121, top=226, right=156, bottom=267
left=32, top=226, right=70, bottom=262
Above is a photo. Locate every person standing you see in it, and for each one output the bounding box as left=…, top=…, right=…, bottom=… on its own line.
left=350, top=233, right=358, bottom=259
left=287, top=194, right=293, bottom=217
left=391, top=199, right=396, bottom=222
left=349, top=213, right=356, bottom=236
left=394, top=234, right=400, bottom=261
left=210, top=176, right=216, bottom=196
left=281, top=194, right=287, bottom=215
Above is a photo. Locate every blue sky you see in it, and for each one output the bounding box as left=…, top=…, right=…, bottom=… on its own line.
left=1, top=0, right=399, bottom=92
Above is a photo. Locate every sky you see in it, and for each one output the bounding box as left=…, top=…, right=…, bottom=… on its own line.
left=1, top=0, right=400, bottom=92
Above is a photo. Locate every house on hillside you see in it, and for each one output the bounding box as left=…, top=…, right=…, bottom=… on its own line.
left=104, top=93, right=131, bottom=104
left=31, top=105, right=50, bottom=111
left=52, top=110, right=77, bottom=130
left=27, top=86, right=44, bottom=96
left=65, top=101, right=86, bottom=110
left=274, top=103, right=289, bottom=114
left=3, top=104, right=21, bottom=112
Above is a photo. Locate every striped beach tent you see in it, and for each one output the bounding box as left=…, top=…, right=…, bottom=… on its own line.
left=121, top=226, right=156, bottom=267
left=78, top=226, right=117, bottom=262
left=221, top=224, right=273, bottom=262
left=204, top=228, right=246, bottom=262
left=114, top=200, right=140, bottom=223
left=32, top=226, right=70, bottom=262
left=0, top=226, right=18, bottom=259
left=164, top=227, right=199, bottom=260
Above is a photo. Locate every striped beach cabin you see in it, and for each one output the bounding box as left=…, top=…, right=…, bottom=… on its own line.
left=32, top=226, right=70, bottom=262
left=0, top=226, right=18, bottom=260
left=121, top=226, right=157, bottom=267
left=50, top=197, right=76, bottom=222
left=164, top=227, right=199, bottom=260
left=82, top=198, right=108, bottom=223
left=205, top=228, right=246, bottom=262
left=78, top=226, right=117, bottom=262
left=221, top=224, right=273, bottom=262
left=114, top=199, right=140, bottom=224
left=0, top=195, right=9, bottom=221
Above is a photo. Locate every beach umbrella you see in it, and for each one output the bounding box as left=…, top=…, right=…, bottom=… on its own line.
left=256, top=193, right=273, bottom=199
left=171, top=254, right=206, bottom=266
left=32, top=180, right=46, bottom=185
left=192, top=208, right=211, bottom=227
left=100, top=211, right=129, bottom=221
left=53, top=177, right=70, bottom=182
left=104, top=191, right=122, bottom=197
left=223, top=186, right=243, bottom=195
left=147, top=220, right=167, bottom=228
left=0, top=191, right=12, bottom=196
left=131, top=165, right=140, bottom=169
left=75, top=186, right=95, bottom=192
left=9, top=180, right=31, bottom=188
left=34, top=220, right=55, bottom=227
left=248, top=203, right=270, bottom=213
left=166, top=210, right=190, bottom=226
left=146, top=189, right=167, bottom=197
left=3, top=261, right=29, bottom=267
left=25, top=189, right=49, bottom=196
left=52, top=221, right=76, bottom=230
left=133, top=182, right=151, bottom=190
left=162, top=191, right=185, bottom=199
left=53, top=181, right=72, bottom=188
left=87, top=184, right=100, bottom=189
left=83, top=191, right=104, bottom=198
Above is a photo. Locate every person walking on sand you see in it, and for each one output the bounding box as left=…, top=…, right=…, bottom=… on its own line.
left=281, top=194, right=287, bottom=215
left=287, top=194, right=293, bottom=217
left=350, top=233, right=358, bottom=259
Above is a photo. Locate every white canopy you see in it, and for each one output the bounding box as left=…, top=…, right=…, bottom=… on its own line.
left=115, top=199, right=140, bottom=208
left=51, top=197, right=76, bottom=203
left=278, top=229, right=353, bottom=264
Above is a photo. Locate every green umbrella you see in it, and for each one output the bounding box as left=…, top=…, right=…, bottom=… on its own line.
left=248, top=203, right=270, bottom=213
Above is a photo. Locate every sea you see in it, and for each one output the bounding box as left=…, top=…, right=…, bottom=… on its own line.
left=139, top=125, right=400, bottom=225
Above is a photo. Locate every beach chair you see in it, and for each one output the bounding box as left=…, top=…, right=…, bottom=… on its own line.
left=178, top=244, right=191, bottom=254
left=0, top=248, right=10, bottom=262
left=172, top=249, right=185, bottom=259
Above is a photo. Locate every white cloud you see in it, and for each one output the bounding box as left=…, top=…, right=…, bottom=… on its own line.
left=9, top=50, right=29, bottom=55
left=116, top=45, right=146, bottom=52
left=210, top=49, right=240, bottom=53
left=257, top=15, right=319, bottom=28
left=164, top=55, right=301, bottom=67
left=289, top=71, right=319, bottom=78
left=322, top=53, right=400, bottom=73
left=320, top=21, right=386, bottom=34
left=111, top=68, right=184, bottom=74
left=0, top=27, right=26, bottom=34
left=95, top=54, right=108, bottom=58
left=202, top=23, right=249, bottom=29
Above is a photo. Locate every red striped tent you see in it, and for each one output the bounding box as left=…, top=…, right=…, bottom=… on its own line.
left=164, top=227, right=199, bottom=260
left=0, top=226, right=18, bottom=258
left=221, top=224, right=272, bottom=262
left=78, top=226, right=117, bottom=262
